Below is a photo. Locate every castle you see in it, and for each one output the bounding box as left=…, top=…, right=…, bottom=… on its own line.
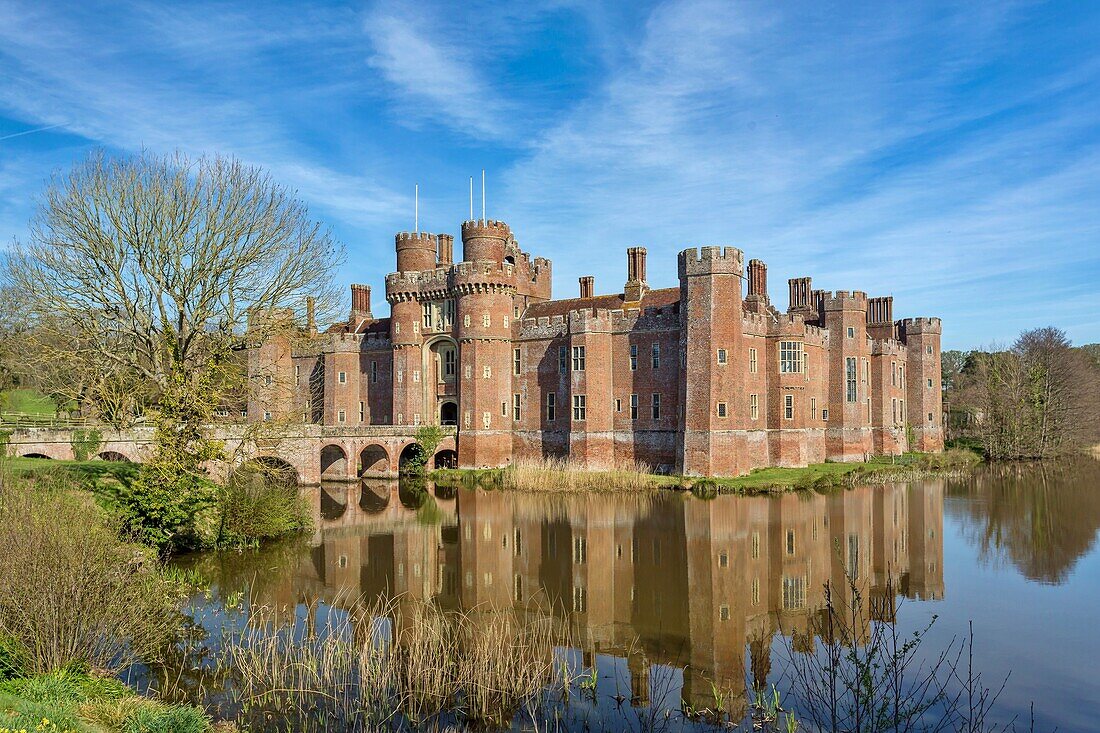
left=248, top=218, right=943, bottom=476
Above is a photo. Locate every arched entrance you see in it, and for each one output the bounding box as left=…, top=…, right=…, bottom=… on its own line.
left=97, top=451, right=131, bottom=462
left=398, top=443, right=421, bottom=473
left=440, top=401, right=458, bottom=426
left=359, top=444, right=389, bottom=476
left=320, top=444, right=349, bottom=480
left=434, top=449, right=458, bottom=469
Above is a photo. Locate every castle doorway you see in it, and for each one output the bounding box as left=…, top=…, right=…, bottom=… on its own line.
left=440, top=400, right=458, bottom=426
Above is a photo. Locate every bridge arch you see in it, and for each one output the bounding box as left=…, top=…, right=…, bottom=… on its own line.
left=398, top=442, right=421, bottom=472
left=358, top=444, right=390, bottom=476
left=359, top=480, right=392, bottom=513
left=320, top=444, right=349, bottom=481
left=19, top=452, right=53, bottom=460
left=242, top=455, right=300, bottom=486
left=97, top=450, right=132, bottom=462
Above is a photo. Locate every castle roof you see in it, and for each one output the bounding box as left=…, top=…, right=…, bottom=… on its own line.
left=523, top=287, right=680, bottom=319
left=326, top=317, right=392, bottom=335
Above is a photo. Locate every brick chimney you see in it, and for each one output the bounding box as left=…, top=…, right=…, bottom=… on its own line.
left=579, top=276, right=594, bottom=299
left=624, top=247, right=649, bottom=302
left=744, top=258, right=770, bottom=314
left=437, top=234, right=454, bottom=266
left=350, top=284, right=372, bottom=322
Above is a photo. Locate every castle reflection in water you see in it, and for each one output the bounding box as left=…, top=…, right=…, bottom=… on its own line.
left=267, top=481, right=944, bottom=712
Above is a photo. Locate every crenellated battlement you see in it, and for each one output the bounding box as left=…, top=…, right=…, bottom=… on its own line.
left=678, top=246, right=744, bottom=277
left=824, top=289, right=869, bottom=311
left=395, top=231, right=438, bottom=246
left=461, top=219, right=511, bottom=240
left=872, top=338, right=906, bottom=356
left=898, top=317, right=942, bottom=335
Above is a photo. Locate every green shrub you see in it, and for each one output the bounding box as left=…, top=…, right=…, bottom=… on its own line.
left=119, top=702, right=209, bottom=733
left=69, top=430, right=102, bottom=462
left=216, top=468, right=309, bottom=547
left=0, top=636, right=26, bottom=682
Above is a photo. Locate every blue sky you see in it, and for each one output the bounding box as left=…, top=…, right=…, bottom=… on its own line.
left=1, top=0, right=1098, bottom=349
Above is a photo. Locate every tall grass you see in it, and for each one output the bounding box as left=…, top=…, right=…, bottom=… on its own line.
left=503, top=456, right=662, bottom=492
left=0, top=470, right=184, bottom=675
left=220, top=596, right=558, bottom=731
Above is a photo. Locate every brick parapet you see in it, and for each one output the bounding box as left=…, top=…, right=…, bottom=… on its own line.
left=824, top=290, right=869, bottom=311
left=677, top=246, right=745, bottom=277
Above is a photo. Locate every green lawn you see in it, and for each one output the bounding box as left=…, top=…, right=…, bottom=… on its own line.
left=1, top=388, right=59, bottom=415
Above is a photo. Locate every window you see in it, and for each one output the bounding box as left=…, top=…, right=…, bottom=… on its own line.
left=717, top=402, right=728, bottom=418
left=338, top=371, right=347, bottom=384
left=847, top=326, right=855, bottom=338
left=749, top=347, right=758, bottom=374
left=783, top=576, right=807, bottom=610
left=615, top=398, right=622, bottom=412
left=572, top=586, right=587, bottom=613
left=719, top=605, right=730, bottom=622
left=573, top=536, right=587, bottom=564
left=652, top=343, right=660, bottom=369
left=513, top=394, right=520, bottom=421
left=927, top=344, right=934, bottom=355
left=892, top=398, right=898, bottom=424
left=750, top=394, right=758, bottom=420
left=444, top=349, right=456, bottom=378
left=423, top=303, right=432, bottom=329
left=263, top=411, right=272, bottom=421
left=928, top=411, right=934, bottom=423
left=717, top=348, right=728, bottom=364
left=823, top=408, right=829, bottom=421
left=338, top=410, right=346, bottom=423
left=573, top=395, right=586, bottom=420
left=546, top=393, right=556, bottom=421
left=784, top=394, right=794, bottom=420
left=514, top=305, right=520, bottom=319
left=779, top=341, right=804, bottom=373
left=811, top=397, right=817, bottom=418
left=501, top=401, right=507, bottom=416
left=572, top=346, right=585, bottom=371
left=629, top=394, right=638, bottom=420
left=294, top=365, right=300, bottom=385
left=846, top=357, right=858, bottom=402
left=558, top=345, right=568, bottom=372
left=371, top=361, right=378, bottom=383
left=444, top=299, right=455, bottom=328
left=891, top=361, right=897, bottom=387
left=359, top=401, right=364, bottom=423
left=513, top=348, right=521, bottom=375
left=629, top=344, right=638, bottom=370
left=786, top=529, right=796, bottom=555
left=927, top=378, right=933, bottom=389
left=719, top=551, right=729, bottom=568
left=651, top=393, right=661, bottom=420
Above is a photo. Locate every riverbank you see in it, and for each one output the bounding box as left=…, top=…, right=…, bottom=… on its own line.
left=432, top=448, right=982, bottom=495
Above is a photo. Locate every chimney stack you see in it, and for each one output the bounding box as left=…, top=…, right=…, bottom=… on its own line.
left=306, top=296, right=317, bottom=335
left=744, top=259, right=770, bottom=314
left=437, top=234, right=454, bottom=266
left=624, top=247, right=649, bottom=302
left=350, top=284, right=372, bottom=322
left=579, top=276, right=595, bottom=299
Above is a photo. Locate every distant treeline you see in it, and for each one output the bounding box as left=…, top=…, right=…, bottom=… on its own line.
left=943, top=328, right=1100, bottom=460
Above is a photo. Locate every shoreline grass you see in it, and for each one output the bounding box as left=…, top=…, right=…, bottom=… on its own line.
left=433, top=448, right=982, bottom=495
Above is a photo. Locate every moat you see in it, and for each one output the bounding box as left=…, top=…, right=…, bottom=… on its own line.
left=162, top=458, right=1100, bottom=732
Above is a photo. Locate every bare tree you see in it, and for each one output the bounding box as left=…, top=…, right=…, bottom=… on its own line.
left=3, top=150, right=344, bottom=423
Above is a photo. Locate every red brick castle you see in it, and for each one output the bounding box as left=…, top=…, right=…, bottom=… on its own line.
left=249, top=218, right=943, bottom=476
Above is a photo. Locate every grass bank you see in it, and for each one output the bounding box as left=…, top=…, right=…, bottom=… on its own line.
left=3, top=457, right=309, bottom=552
left=433, top=449, right=982, bottom=496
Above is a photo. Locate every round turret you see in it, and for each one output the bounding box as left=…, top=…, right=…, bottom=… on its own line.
left=461, top=219, right=511, bottom=264
left=396, top=232, right=438, bottom=273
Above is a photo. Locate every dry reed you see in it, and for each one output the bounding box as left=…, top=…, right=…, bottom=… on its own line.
left=221, top=595, right=558, bottom=731
left=503, top=456, right=662, bottom=493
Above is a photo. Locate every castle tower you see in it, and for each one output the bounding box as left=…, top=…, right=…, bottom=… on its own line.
left=396, top=231, right=437, bottom=273
left=900, top=318, right=944, bottom=452
left=824, top=291, right=873, bottom=460
left=677, top=246, right=747, bottom=476
left=454, top=244, right=517, bottom=468
left=461, top=219, right=510, bottom=264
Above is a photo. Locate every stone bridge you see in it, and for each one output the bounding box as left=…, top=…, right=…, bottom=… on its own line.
left=3, top=424, right=457, bottom=485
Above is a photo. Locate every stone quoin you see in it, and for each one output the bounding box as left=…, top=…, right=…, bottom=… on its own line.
left=248, top=218, right=943, bottom=476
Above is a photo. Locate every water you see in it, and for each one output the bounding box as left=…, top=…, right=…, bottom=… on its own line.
left=166, top=458, right=1100, bottom=732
